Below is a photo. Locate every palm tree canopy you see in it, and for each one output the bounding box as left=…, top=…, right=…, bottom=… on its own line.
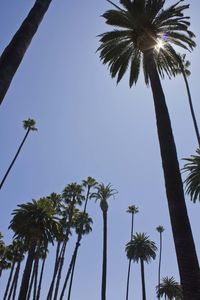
left=92, top=183, right=117, bottom=212
left=125, top=232, right=157, bottom=263
left=182, top=148, right=200, bottom=202
left=97, top=0, right=195, bottom=86
left=23, top=118, right=37, bottom=131
left=82, top=177, right=97, bottom=189
left=62, top=183, right=84, bottom=206
left=9, top=198, right=60, bottom=245
left=126, top=204, right=139, bottom=214
left=173, top=53, right=191, bottom=77
left=73, top=212, right=93, bottom=235
left=156, top=225, right=165, bottom=233
left=156, top=276, right=183, bottom=299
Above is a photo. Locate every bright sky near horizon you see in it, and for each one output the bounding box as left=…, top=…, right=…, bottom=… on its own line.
left=0, top=0, right=200, bottom=299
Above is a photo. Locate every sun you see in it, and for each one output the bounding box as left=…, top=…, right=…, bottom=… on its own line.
left=155, top=39, right=164, bottom=51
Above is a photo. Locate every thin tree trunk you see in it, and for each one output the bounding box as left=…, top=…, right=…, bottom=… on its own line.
left=33, top=258, right=39, bottom=300
left=59, top=236, right=81, bottom=300
left=126, top=213, right=135, bottom=300
left=140, top=259, right=146, bottom=300
left=67, top=257, right=76, bottom=300
left=27, top=260, right=36, bottom=300
left=0, top=129, right=30, bottom=190
left=182, top=70, right=200, bottom=147
left=36, top=256, right=46, bottom=300
left=145, top=49, right=200, bottom=300
left=101, top=211, right=107, bottom=300
left=3, top=262, right=15, bottom=300
left=8, top=261, right=21, bottom=300
left=0, top=0, right=52, bottom=105
left=46, top=241, right=62, bottom=300
left=18, top=243, right=36, bottom=300
left=52, top=241, right=67, bottom=300
left=157, top=232, right=162, bottom=300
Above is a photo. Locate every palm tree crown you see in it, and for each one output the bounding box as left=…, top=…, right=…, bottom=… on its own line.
left=156, top=225, right=165, bottom=233
left=156, top=276, right=183, bottom=299
left=97, top=0, right=195, bottom=86
left=126, top=232, right=157, bottom=262
left=23, top=118, right=37, bottom=131
left=126, top=204, right=139, bottom=215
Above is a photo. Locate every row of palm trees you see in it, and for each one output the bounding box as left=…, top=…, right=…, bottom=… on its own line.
left=1, top=192, right=184, bottom=300
left=0, top=178, right=119, bottom=300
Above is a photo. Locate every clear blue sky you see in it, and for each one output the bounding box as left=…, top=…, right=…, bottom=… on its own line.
left=0, top=0, right=200, bottom=299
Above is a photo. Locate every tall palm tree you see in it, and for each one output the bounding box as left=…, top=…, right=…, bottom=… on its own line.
left=126, top=205, right=139, bottom=300
left=126, top=232, right=157, bottom=300
left=92, top=183, right=117, bottom=300
left=9, top=197, right=59, bottom=300
left=97, top=1, right=200, bottom=298
left=173, top=54, right=200, bottom=147
left=156, top=225, right=165, bottom=300
left=0, top=118, right=37, bottom=190
left=183, top=149, right=200, bottom=202
left=51, top=183, right=84, bottom=300
left=0, top=0, right=53, bottom=105
left=66, top=212, right=93, bottom=300
left=82, top=176, right=98, bottom=212
left=156, top=276, right=183, bottom=300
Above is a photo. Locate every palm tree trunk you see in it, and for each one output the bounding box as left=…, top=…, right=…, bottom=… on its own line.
left=182, top=70, right=200, bottom=147
left=101, top=211, right=107, bottom=300
left=145, top=49, right=200, bottom=300
left=67, top=257, right=76, bottom=300
left=46, top=241, right=62, bottom=300
left=126, top=213, right=134, bottom=300
left=27, top=259, right=37, bottom=300
left=157, top=232, right=162, bottom=300
left=8, top=261, right=21, bottom=300
left=0, top=0, right=52, bottom=105
left=18, top=243, right=36, bottom=300
left=36, top=256, right=46, bottom=300
left=140, top=259, right=146, bottom=300
left=0, top=128, right=30, bottom=190
left=3, top=262, right=15, bottom=300
left=33, top=258, right=39, bottom=300
left=60, top=236, right=81, bottom=300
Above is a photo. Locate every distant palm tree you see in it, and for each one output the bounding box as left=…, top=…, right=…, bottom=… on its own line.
left=0, top=0, right=53, bottom=105
left=183, top=149, right=200, bottom=202
left=126, top=205, right=139, bottom=300
left=156, top=276, right=183, bottom=300
left=9, top=197, right=59, bottom=300
left=92, top=183, right=117, bottom=300
left=97, top=1, right=200, bottom=298
left=51, top=183, right=84, bottom=300
left=156, top=225, right=165, bottom=300
left=173, top=54, right=200, bottom=147
left=65, top=212, right=93, bottom=300
left=0, top=118, right=37, bottom=190
left=126, top=233, right=157, bottom=300
left=82, top=176, right=98, bottom=212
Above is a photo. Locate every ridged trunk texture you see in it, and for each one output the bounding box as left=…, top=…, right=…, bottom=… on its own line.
left=144, top=49, right=200, bottom=300
left=0, top=0, right=52, bottom=105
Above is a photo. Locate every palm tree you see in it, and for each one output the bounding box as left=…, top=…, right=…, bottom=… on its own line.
left=9, top=197, right=59, bottom=300
left=92, top=183, right=117, bottom=300
left=126, top=233, right=157, bottom=300
left=183, top=149, right=200, bottom=203
left=156, top=225, right=165, bottom=300
left=156, top=276, right=183, bottom=299
left=126, top=205, right=139, bottom=300
left=97, top=1, right=200, bottom=298
left=51, top=183, right=84, bottom=300
left=0, top=118, right=37, bottom=190
left=82, top=176, right=98, bottom=212
left=0, top=0, right=53, bottom=105
left=173, top=54, right=200, bottom=147
left=66, top=212, right=93, bottom=300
